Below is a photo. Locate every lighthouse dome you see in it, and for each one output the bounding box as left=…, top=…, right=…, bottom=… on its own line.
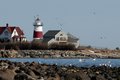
left=33, top=17, right=43, bottom=26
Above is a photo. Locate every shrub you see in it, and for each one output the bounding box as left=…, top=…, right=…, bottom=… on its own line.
left=0, top=42, right=75, bottom=50
left=0, top=43, right=5, bottom=49
left=49, top=43, right=75, bottom=50
left=31, top=42, right=48, bottom=50
left=48, top=43, right=58, bottom=50
left=116, top=47, right=119, bottom=50
left=4, top=43, right=19, bottom=50
left=18, top=42, right=31, bottom=50
left=0, top=41, right=48, bottom=50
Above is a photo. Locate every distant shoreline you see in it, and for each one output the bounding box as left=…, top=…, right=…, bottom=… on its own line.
left=0, top=49, right=120, bottom=59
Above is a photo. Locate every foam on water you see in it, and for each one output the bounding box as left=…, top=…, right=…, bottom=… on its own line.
left=0, top=58, right=120, bottom=67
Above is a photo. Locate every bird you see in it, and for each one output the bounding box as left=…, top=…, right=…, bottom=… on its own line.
left=79, top=59, right=85, bottom=62
left=93, top=58, right=96, bottom=61
left=69, top=64, right=72, bottom=66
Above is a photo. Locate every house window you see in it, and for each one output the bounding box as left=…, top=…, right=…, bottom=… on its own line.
left=60, top=34, right=63, bottom=36
left=4, top=37, right=10, bottom=42
left=4, top=31, right=9, bottom=36
left=63, top=37, right=66, bottom=41
left=60, top=37, right=66, bottom=41
left=56, top=37, right=59, bottom=41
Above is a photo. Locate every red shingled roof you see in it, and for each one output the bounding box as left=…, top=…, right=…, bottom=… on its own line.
left=15, top=27, right=24, bottom=35
left=7, top=27, right=15, bottom=33
left=0, top=27, right=6, bottom=34
left=0, top=26, right=24, bottom=36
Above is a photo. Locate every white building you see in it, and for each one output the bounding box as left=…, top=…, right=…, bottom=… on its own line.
left=0, top=23, right=26, bottom=42
left=43, top=30, right=80, bottom=48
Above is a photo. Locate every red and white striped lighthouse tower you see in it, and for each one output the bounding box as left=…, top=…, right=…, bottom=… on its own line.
left=33, top=17, right=43, bottom=40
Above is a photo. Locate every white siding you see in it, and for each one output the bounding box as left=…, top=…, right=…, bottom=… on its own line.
left=34, top=26, right=43, bottom=31
left=11, top=29, right=19, bottom=37
left=55, top=31, right=68, bottom=43
left=48, top=38, right=55, bottom=45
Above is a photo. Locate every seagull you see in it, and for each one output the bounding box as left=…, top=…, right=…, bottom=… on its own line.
left=69, top=64, right=72, bottom=66
left=79, top=59, right=85, bottom=62
left=93, top=58, right=96, bottom=61
left=109, top=64, right=112, bottom=67
left=55, top=63, right=58, bottom=65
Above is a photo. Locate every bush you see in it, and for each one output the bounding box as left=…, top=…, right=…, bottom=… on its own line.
left=0, top=43, right=5, bottom=49
left=18, top=42, right=31, bottom=50
left=116, top=47, right=119, bottom=50
left=31, top=42, right=48, bottom=50
left=49, top=43, right=75, bottom=50
left=0, top=41, right=48, bottom=50
left=0, top=42, right=75, bottom=50
left=3, top=43, right=19, bottom=50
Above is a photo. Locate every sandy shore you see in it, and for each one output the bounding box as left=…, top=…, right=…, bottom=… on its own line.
left=0, top=60, right=119, bottom=80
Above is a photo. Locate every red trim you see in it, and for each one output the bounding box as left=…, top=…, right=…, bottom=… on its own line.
left=33, top=31, right=43, bottom=38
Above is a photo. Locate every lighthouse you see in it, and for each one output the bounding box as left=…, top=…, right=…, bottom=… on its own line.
left=33, top=17, right=43, bottom=40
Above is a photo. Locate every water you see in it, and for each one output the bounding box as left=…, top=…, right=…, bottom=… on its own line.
left=0, top=58, right=120, bottom=67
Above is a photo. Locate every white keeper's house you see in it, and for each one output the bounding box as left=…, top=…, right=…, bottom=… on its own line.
left=43, top=30, right=80, bottom=48
left=0, top=23, right=27, bottom=42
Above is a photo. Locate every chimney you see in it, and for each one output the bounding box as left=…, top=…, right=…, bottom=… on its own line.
left=6, top=23, right=9, bottom=27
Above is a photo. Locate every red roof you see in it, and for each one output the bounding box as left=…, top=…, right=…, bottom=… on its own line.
left=0, top=26, right=24, bottom=36
left=7, top=27, right=15, bottom=33
left=15, top=27, right=24, bottom=35
left=0, top=27, right=6, bottom=34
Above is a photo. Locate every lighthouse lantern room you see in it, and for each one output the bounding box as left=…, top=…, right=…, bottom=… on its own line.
left=33, top=17, right=43, bottom=40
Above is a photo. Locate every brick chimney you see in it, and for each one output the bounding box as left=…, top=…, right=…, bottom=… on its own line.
left=6, top=23, right=9, bottom=27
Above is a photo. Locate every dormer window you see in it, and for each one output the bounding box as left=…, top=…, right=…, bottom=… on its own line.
left=60, top=34, right=63, bottom=36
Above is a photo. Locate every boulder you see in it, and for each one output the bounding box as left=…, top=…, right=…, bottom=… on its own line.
left=14, top=73, right=28, bottom=80
left=0, top=69, right=16, bottom=80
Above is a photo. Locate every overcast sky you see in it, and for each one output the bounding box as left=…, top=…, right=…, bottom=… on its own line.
left=0, top=0, right=120, bottom=49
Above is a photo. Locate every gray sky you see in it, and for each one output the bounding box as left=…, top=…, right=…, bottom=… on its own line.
left=0, top=0, right=120, bottom=49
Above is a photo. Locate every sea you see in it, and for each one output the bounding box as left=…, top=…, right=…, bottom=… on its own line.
left=0, top=58, right=120, bottom=67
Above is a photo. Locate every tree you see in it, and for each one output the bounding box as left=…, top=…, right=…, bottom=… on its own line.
left=116, top=47, right=119, bottom=50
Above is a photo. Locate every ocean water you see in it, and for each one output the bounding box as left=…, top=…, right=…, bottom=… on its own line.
left=0, top=58, right=120, bottom=67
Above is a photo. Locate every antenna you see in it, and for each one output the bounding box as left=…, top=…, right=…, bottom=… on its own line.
left=59, top=23, right=63, bottom=30
left=34, top=16, right=36, bottom=20
left=34, top=15, right=39, bottom=20
left=37, top=14, right=39, bottom=18
left=55, top=17, right=63, bottom=30
left=60, top=27, right=62, bottom=30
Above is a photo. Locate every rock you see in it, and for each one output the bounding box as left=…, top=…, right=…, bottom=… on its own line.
left=27, top=69, right=38, bottom=79
left=89, top=73, right=96, bottom=80
left=0, top=62, right=8, bottom=70
left=96, top=75, right=107, bottom=80
left=0, top=69, right=16, bottom=80
left=14, top=73, right=28, bottom=80
left=8, top=63, right=15, bottom=70
left=0, top=60, right=119, bottom=80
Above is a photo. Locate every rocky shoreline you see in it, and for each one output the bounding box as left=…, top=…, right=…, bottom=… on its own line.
left=0, top=60, right=119, bottom=80
left=0, top=49, right=120, bottom=58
